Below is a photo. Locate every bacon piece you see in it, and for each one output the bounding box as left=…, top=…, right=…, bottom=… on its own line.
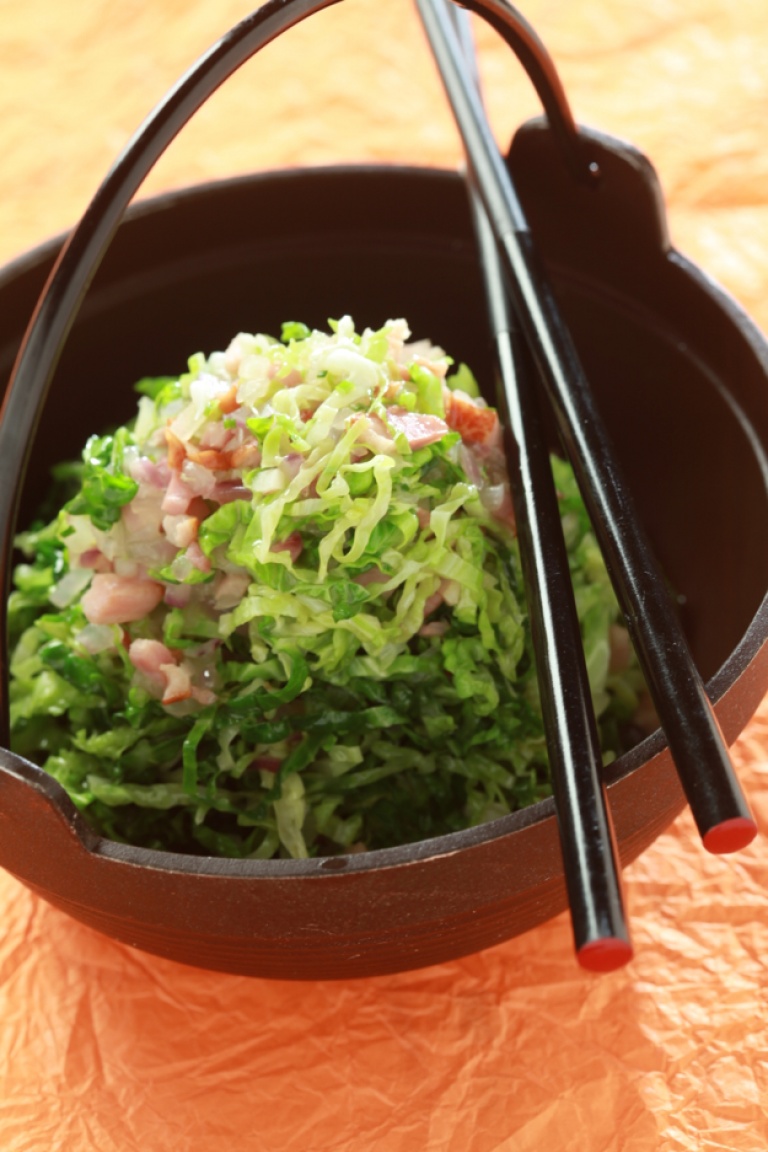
left=423, top=589, right=444, bottom=617
left=230, top=441, right=262, bottom=469
left=128, top=640, right=216, bottom=706
left=217, top=384, right=240, bottom=414
left=353, top=566, right=390, bottom=587
left=187, top=496, right=211, bottom=521
left=213, top=571, right=250, bottom=610
left=128, top=638, right=177, bottom=693
left=161, top=470, right=193, bottom=515
left=129, top=455, right=171, bottom=489
left=162, top=514, right=199, bottom=549
left=184, top=540, right=212, bottom=573
left=444, top=389, right=499, bottom=445
left=270, top=532, right=303, bottom=563
left=81, top=574, right=164, bottom=625
left=166, top=425, right=240, bottom=472
left=181, top=460, right=217, bottom=499
left=199, top=421, right=232, bottom=450
left=78, top=548, right=112, bottom=573
left=419, top=620, right=449, bottom=638
left=189, top=445, right=236, bottom=470
left=299, top=475, right=320, bottom=500
left=159, top=661, right=193, bottom=705
left=386, top=406, right=449, bottom=449
left=210, top=481, right=252, bottom=505
left=164, top=583, right=193, bottom=609
left=254, top=755, right=282, bottom=773
left=165, top=427, right=186, bottom=471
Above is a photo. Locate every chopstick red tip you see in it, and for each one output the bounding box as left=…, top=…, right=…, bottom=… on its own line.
left=701, top=816, right=758, bottom=855
left=577, top=938, right=633, bottom=974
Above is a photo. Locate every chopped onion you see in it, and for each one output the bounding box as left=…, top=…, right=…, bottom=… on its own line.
left=49, top=568, right=93, bottom=608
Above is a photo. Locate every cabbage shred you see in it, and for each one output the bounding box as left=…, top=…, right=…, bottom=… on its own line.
left=8, top=317, right=643, bottom=858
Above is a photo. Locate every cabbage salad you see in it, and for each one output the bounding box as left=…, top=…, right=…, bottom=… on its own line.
left=8, top=316, right=645, bottom=858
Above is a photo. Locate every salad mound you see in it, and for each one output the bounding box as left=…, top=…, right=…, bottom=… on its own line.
left=8, top=317, right=644, bottom=858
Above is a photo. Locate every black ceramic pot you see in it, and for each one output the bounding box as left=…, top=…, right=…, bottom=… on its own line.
left=0, top=121, right=767, bottom=977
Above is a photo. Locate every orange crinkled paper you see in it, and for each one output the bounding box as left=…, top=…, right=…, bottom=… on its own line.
left=0, top=1, right=766, bottom=1149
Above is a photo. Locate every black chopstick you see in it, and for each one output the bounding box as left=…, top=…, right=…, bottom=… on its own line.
left=439, top=1, right=632, bottom=971
left=416, top=0, right=756, bottom=856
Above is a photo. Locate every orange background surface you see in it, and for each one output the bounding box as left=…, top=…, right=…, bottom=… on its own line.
left=1, top=1, right=768, bottom=1149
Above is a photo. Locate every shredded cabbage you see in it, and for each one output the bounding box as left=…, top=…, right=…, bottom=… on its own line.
left=8, top=317, right=646, bottom=858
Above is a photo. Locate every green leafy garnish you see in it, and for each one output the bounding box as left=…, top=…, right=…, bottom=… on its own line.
left=8, top=316, right=646, bottom=860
